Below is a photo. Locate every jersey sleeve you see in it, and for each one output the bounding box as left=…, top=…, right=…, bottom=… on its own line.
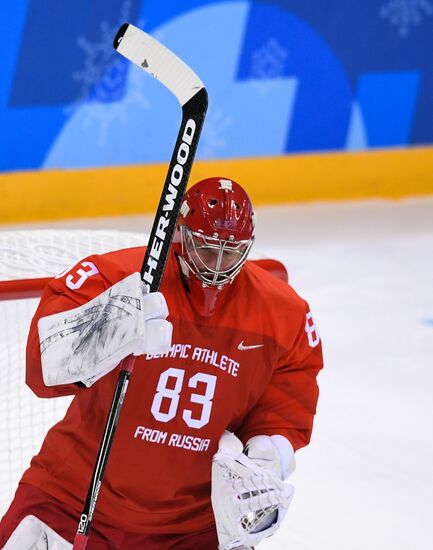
left=25, top=253, right=125, bottom=398
left=236, top=300, right=323, bottom=452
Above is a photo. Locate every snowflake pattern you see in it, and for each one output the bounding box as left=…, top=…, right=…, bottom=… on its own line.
left=380, top=0, right=433, bottom=36
left=249, top=38, right=288, bottom=95
left=73, top=60, right=151, bottom=149
left=66, top=2, right=153, bottom=147
left=72, top=0, right=133, bottom=105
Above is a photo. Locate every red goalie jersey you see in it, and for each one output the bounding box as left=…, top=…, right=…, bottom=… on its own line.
left=22, top=246, right=323, bottom=535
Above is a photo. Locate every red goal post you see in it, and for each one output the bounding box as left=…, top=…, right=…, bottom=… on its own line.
left=0, top=277, right=51, bottom=300
left=0, top=229, right=150, bottom=298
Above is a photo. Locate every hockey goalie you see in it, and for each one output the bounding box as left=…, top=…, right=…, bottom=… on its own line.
left=0, top=177, right=323, bottom=549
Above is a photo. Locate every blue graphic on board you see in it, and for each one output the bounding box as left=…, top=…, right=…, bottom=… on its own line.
left=44, top=3, right=297, bottom=167
left=346, top=103, right=369, bottom=150
left=355, top=72, right=421, bottom=147
left=237, top=3, right=352, bottom=152
left=0, top=0, right=431, bottom=171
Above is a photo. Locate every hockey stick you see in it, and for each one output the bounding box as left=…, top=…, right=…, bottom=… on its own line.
left=72, top=24, right=207, bottom=550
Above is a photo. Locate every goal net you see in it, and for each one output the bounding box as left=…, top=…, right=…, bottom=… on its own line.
left=0, top=229, right=147, bottom=516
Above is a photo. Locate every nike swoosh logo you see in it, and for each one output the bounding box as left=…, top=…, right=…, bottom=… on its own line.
left=238, top=341, right=264, bottom=351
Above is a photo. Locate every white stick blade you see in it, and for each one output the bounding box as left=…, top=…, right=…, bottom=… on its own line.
left=114, top=23, right=204, bottom=106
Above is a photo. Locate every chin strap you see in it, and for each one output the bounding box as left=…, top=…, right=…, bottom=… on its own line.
left=177, top=254, right=227, bottom=316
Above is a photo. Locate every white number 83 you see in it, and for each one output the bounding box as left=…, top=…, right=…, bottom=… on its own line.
left=151, top=368, right=217, bottom=429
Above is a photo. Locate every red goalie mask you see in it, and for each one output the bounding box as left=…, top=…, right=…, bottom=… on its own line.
left=173, top=177, right=255, bottom=316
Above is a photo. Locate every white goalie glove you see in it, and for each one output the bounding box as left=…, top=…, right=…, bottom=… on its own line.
left=211, top=431, right=295, bottom=550
left=38, top=272, right=172, bottom=387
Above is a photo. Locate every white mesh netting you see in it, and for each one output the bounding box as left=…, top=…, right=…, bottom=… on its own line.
left=0, top=229, right=147, bottom=516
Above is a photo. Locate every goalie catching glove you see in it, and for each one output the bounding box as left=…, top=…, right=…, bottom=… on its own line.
left=211, top=431, right=295, bottom=550
left=38, top=272, right=172, bottom=387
